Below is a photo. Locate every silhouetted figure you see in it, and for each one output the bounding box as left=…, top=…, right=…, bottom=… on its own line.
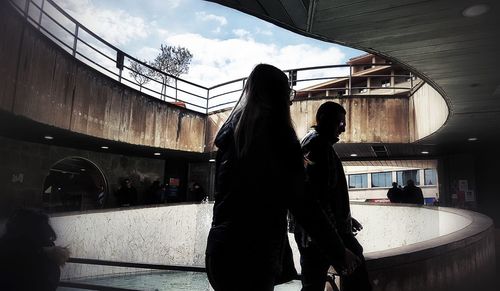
left=294, top=102, right=372, bottom=291
left=190, top=182, right=207, bottom=202
left=97, top=184, right=106, bottom=208
left=115, top=178, right=138, bottom=207
left=402, top=179, right=424, bottom=205
left=145, top=180, right=161, bottom=204
left=0, top=208, right=70, bottom=291
left=387, top=182, right=404, bottom=203
left=206, top=64, right=354, bottom=291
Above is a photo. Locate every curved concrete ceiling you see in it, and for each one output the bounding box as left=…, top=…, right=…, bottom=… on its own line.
left=208, top=0, right=500, bottom=149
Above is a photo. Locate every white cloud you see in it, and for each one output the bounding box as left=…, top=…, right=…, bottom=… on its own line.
left=54, top=0, right=150, bottom=46
left=163, top=33, right=346, bottom=88
left=232, top=29, right=252, bottom=39
left=196, top=11, right=228, bottom=26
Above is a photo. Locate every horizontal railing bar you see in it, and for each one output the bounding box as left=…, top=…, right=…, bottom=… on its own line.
left=76, top=52, right=120, bottom=79
left=209, top=88, right=243, bottom=100
left=208, top=100, right=238, bottom=110
left=68, top=257, right=206, bottom=272
left=59, top=281, right=139, bottom=291
left=77, top=38, right=116, bottom=63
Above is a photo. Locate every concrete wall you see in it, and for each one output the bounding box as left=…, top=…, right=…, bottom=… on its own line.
left=0, top=136, right=165, bottom=216
left=50, top=203, right=493, bottom=291
left=409, top=83, right=449, bottom=141
left=206, top=97, right=410, bottom=151
left=0, top=4, right=206, bottom=153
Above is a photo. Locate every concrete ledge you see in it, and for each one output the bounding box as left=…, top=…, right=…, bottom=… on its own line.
left=51, top=203, right=495, bottom=290
left=363, top=205, right=495, bottom=291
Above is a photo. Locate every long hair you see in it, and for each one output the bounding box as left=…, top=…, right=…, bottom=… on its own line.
left=229, top=64, right=296, bottom=158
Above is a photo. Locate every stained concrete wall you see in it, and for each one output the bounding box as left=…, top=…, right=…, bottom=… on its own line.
left=206, top=97, right=410, bottom=151
left=0, top=136, right=165, bottom=216
left=0, top=3, right=206, bottom=153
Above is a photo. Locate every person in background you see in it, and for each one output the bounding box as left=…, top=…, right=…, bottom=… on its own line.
left=402, top=179, right=424, bottom=205
left=115, top=178, right=138, bottom=207
left=387, top=182, right=403, bottom=203
left=206, top=64, right=357, bottom=291
left=0, top=208, right=70, bottom=291
left=294, top=101, right=372, bottom=291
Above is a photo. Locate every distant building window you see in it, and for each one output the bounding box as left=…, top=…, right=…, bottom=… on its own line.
left=363, top=65, right=372, bottom=70
left=397, top=170, right=420, bottom=186
left=349, top=174, right=368, bottom=189
left=424, top=169, right=437, bottom=185
left=381, top=79, right=391, bottom=87
left=371, top=172, right=392, bottom=187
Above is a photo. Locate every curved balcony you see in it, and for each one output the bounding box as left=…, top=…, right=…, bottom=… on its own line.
left=2, top=0, right=449, bottom=155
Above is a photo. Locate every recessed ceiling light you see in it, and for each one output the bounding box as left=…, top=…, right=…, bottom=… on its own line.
left=101, top=146, right=109, bottom=149
left=209, top=159, right=216, bottom=162
left=154, top=152, right=161, bottom=156
left=462, top=4, right=490, bottom=17
left=80, top=168, right=86, bottom=172
left=350, top=154, right=358, bottom=157
left=421, top=151, right=429, bottom=154
left=468, top=137, right=478, bottom=141
left=44, top=135, right=54, bottom=140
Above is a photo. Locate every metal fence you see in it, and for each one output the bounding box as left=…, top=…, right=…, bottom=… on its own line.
left=10, top=0, right=419, bottom=114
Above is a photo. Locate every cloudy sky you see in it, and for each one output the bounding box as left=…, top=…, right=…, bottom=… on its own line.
left=52, top=0, right=363, bottom=87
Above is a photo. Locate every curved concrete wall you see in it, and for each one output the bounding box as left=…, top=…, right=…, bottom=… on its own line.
left=0, top=4, right=205, bottom=153
left=51, top=203, right=494, bottom=291
left=409, top=83, right=449, bottom=142
left=206, top=97, right=410, bottom=151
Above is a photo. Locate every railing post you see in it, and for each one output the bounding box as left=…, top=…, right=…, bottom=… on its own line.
left=175, top=79, right=178, bottom=102
left=24, top=0, right=30, bottom=20
left=38, top=0, right=45, bottom=29
left=72, top=24, right=79, bottom=57
left=410, top=72, right=414, bottom=89
left=348, top=65, right=352, bottom=95
left=206, top=89, right=209, bottom=114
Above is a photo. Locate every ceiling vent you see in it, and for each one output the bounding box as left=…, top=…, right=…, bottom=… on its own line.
left=371, top=145, right=388, bottom=157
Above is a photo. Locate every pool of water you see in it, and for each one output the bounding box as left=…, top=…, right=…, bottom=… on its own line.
left=58, top=271, right=302, bottom=291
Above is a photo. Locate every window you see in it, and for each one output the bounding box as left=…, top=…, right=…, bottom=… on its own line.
left=397, top=170, right=420, bottom=186
left=349, top=174, right=368, bottom=189
left=424, top=169, right=437, bottom=185
left=371, top=172, right=392, bottom=187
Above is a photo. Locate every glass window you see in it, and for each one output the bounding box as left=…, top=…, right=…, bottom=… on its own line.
left=424, top=169, right=437, bottom=185
left=349, top=174, right=368, bottom=189
left=396, top=170, right=420, bottom=186
left=371, top=172, right=392, bottom=187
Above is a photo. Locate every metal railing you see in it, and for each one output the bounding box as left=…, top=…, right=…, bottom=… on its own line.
left=9, top=0, right=420, bottom=114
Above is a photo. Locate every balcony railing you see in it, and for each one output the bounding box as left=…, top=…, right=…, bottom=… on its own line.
left=10, top=0, right=421, bottom=114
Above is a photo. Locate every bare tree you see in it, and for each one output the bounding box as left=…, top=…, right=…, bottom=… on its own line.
left=129, top=60, right=153, bottom=92
left=151, top=45, right=193, bottom=98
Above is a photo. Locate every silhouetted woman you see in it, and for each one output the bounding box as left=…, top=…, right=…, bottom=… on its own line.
left=0, top=209, right=69, bottom=291
left=206, top=64, right=349, bottom=290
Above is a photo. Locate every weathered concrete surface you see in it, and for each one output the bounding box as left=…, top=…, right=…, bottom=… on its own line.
left=0, top=4, right=205, bottom=153
left=206, top=97, right=410, bottom=151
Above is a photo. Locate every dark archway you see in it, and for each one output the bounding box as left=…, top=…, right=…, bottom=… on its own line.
left=42, top=157, right=107, bottom=213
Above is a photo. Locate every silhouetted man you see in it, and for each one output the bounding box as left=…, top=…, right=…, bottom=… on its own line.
left=294, top=101, right=372, bottom=291
left=387, top=182, right=403, bottom=203
left=402, top=179, right=424, bottom=205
